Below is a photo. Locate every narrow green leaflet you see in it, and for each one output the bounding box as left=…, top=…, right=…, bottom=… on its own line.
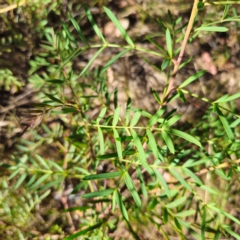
left=175, top=209, right=195, bottom=217
left=98, top=127, right=105, bottom=155
left=113, top=128, right=123, bottom=159
left=60, top=49, right=85, bottom=69
left=45, top=93, right=63, bottom=104
left=125, top=98, right=132, bottom=125
left=154, top=169, right=170, bottom=197
left=161, top=130, right=175, bottom=154
left=124, top=172, right=142, bottom=208
left=167, top=114, right=181, bottom=127
left=46, top=79, right=64, bottom=84
left=170, top=128, right=202, bottom=148
left=130, top=110, right=142, bottom=127
left=146, top=129, right=158, bottom=159
left=201, top=206, right=206, bottom=240
left=183, top=168, right=203, bottom=185
left=14, top=172, right=28, bottom=190
left=215, top=106, right=234, bottom=140
left=96, top=107, right=107, bottom=124
left=179, top=70, right=205, bottom=88
left=83, top=4, right=106, bottom=43
left=136, top=166, right=148, bottom=198
left=104, top=7, right=134, bottom=47
left=101, top=48, right=132, bottom=73
left=148, top=107, right=166, bottom=127
left=214, top=92, right=240, bottom=103
left=223, top=226, right=240, bottom=240
left=112, top=106, right=121, bottom=126
left=166, top=28, right=172, bottom=58
left=29, top=174, right=51, bottom=190
left=81, top=188, right=115, bottom=199
left=195, top=26, right=228, bottom=32
left=68, top=13, right=88, bottom=45
left=165, top=196, right=186, bottom=209
left=115, top=190, right=129, bottom=221
left=35, top=154, right=50, bottom=170
left=169, top=168, right=192, bottom=191
left=130, top=128, right=153, bottom=175
left=63, top=222, right=103, bottom=240
left=146, top=36, right=166, bottom=55
left=83, top=171, right=122, bottom=180
left=112, top=190, right=117, bottom=212
left=200, top=185, right=217, bottom=195
left=80, top=47, right=106, bottom=77
left=38, top=179, right=63, bottom=191
left=61, top=21, right=78, bottom=47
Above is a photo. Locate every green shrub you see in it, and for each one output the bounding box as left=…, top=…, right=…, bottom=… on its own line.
left=2, top=1, right=240, bottom=239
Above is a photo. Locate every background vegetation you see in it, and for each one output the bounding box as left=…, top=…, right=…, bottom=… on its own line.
left=0, top=0, right=240, bottom=239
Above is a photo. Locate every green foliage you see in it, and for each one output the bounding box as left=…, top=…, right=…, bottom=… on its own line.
left=2, top=2, right=240, bottom=239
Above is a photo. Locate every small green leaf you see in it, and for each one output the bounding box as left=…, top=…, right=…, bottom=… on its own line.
left=200, top=185, right=217, bottom=194
left=146, top=129, right=159, bottom=159
left=197, top=1, right=205, bottom=9
left=14, top=172, right=28, bottom=190
left=136, top=166, right=148, bottom=198
left=215, top=106, right=234, bottom=140
left=98, top=127, right=105, bottom=155
left=201, top=206, right=206, bottom=240
left=101, top=48, right=132, bottom=73
left=195, top=26, right=228, bottom=32
left=80, top=47, right=105, bottom=77
left=154, top=169, right=170, bottom=198
left=162, top=130, right=175, bottom=154
left=130, top=110, right=142, bottom=127
left=29, top=174, right=51, bottom=190
left=81, top=188, right=115, bottom=199
left=112, top=106, right=121, bottom=126
left=83, top=171, right=122, bottom=180
left=167, top=114, right=181, bottom=126
left=169, top=168, right=192, bottom=191
left=170, top=128, right=202, bottom=148
left=96, top=107, right=107, bottom=124
left=215, top=92, right=240, bottom=103
left=45, top=93, right=63, bottom=104
left=68, top=13, right=88, bottom=45
left=148, top=107, right=166, bottom=127
left=179, top=70, right=206, bottom=88
left=63, top=222, right=103, bottom=239
left=124, top=172, right=142, bottom=208
left=183, top=168, right=203, bottom=185
left=165, top=196, right=186, bottom=209
left=62, top=108, right=78, bottom=113
left=38, top=179, right=63, bottom=191
left=84, top=4, right=106, bottom=43
left=104, top=7, right=134, bottom=47
left=166, top=28, right=172, bottom=58
left=152, top=90, right=161, bottom=104
left=46, top=79, right=64, bottom=84
left=161, top=59, right=170, bottom=70
left=115, top=190, right=129, bottom=220
left=113, top=128, right=123, bottom=159
left=175, top=209, right=195, bottom=217
left=130, top=128, right=153, bottom=175
left=35, top=154, right=50, bottom=170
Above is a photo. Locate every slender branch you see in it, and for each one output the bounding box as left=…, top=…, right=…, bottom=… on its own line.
left=163, top=0, right=200, bottom=102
